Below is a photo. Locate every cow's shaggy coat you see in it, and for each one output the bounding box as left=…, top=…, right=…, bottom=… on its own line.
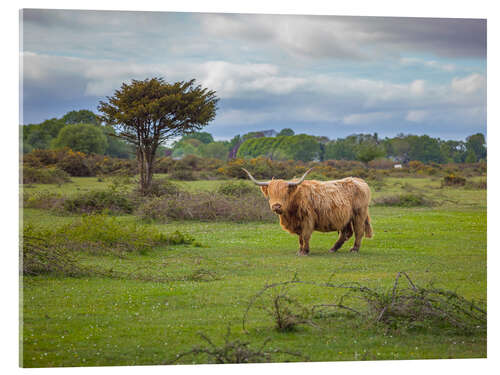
left=254, top=174, right=373, bottom=255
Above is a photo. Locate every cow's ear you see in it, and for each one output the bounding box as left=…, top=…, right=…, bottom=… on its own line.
left=260, top=185, right=269, bottom=197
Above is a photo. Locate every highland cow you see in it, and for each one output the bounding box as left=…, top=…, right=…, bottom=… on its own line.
left=243, top=168, right=373, bottom=255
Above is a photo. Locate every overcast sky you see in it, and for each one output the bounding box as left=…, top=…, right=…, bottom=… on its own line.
left=20, top=9, right=486, bottom=140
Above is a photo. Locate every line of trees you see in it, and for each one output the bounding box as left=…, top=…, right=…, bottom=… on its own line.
left=22, top=111, right=486, bottom=165
left=233, top=131, right=486, bottom=164
left=21, top=110, right=135, bottom=158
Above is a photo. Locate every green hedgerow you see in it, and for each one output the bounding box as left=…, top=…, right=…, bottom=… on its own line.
left=58, top=214, right=198, bottom=255
left=217, top=180, right=256, bottom=197
left=22, top=166, right=71, bottom=185
left=374, top=193, right=435, bottom=207
left=63, top=190, right=133, bottom=214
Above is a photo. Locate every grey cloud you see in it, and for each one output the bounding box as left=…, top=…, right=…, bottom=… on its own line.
left=22, top=10, right=486, bottom=64
left=21, top=9, right=195, bottom=61
left=198, top=14, right=486, bottom=60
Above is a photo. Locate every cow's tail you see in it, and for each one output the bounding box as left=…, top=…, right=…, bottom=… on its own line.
left=364, top=213, right=373, bottom=238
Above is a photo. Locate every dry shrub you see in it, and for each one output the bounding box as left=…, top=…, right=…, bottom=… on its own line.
left=367, top=158, right=395, bottom=169
left=345, top=272, right=486, bottom=334
left=168, top=327, right=306, bottom=364
left=22, top=148, right=137, bottom=177
left=266, top=286, right=314, bottom=332
left=136, top=177, right=180, bottom=197
left=170, top=169, right=196, bottom=180
left=244, top=273, right=486, bottom=335
left=137, top=191, right=274, bottom=222
left=442, top=174, right=466, bottom=187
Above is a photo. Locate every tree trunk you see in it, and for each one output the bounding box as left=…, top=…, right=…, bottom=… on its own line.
left=137, top=145, right=155, bottom=195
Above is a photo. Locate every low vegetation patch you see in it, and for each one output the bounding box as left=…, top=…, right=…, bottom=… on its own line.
left=22, top=227, right=90, bottom=277
left=465, top=180, right=487, bottom=190
left=138, top=177, right=180, bottom=197
left=22, top=166, right=71, bottom=185
left=137, top=191, right=274, bottom=223
left=23, top=191, right=66, bottom=211
left=267, top=286, right=315, bottom=332
left=217, top=180, right=256, bottom=197
left=58, top=214, right=198, bottom=255
left=168, top=328, right=306, bottom=364
left=63, top=190, right=134, bottom=214
left=442, top=174, right=467, bottom=187
left=22, top=214, right=199, bottom=266
left=244, top=273, right=486, bottom=335
left=374, top=193, right=435, bottom=207
left=169, top=169, right=196, bottom=181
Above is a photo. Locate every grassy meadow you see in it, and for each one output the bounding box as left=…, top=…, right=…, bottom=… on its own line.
left=21, top=174, right=487, bottom=367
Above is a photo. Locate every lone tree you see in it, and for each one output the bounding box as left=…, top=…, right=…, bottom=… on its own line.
left=98, top=77, right=218, bottom=194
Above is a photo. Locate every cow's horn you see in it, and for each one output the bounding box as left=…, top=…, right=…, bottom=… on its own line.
left=242, top=168, right=270, bottom=186
left=288, top=168, right=313, bottom=186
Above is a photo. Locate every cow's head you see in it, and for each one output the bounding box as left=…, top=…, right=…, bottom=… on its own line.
left=242, top=168, right=313, bottom=215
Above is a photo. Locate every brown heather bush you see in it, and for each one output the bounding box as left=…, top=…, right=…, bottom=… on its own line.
left=23, top=148, right=137, bottom=177
left=465, top=180, right=487, bottom=190
left=154, top=156, right=176, bottom=173
left=323, top=159, right=364, bottom=170
left=135, top=177, right=180, bottom=197
left=367, top=158, right=395, bottom=169
left=23, top=149, right=486, bottom=181
left=169, top=169, right=197, bottom=180
left=137, top=191, right=275, bottom=223
left=442, top=174, right=467, bottom=187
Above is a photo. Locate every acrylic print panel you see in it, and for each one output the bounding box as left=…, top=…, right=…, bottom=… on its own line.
left=20, top=8, right=486, bottom=368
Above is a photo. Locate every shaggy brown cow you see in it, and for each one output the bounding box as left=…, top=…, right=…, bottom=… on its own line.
left=243, top=168, right=373, bottom=255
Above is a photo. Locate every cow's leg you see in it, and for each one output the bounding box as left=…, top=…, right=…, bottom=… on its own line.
left=298, top=231, right=311, bottom=256
left=350, top=209, right=367, bottom=252
left=330, top=222, right=353, bottom=252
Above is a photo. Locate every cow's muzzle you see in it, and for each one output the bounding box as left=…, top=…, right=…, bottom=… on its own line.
left=271, top=203, right=283, bottom=215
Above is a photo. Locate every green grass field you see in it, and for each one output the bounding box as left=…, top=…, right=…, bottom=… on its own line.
left=21, top=175, right=487, bottom=367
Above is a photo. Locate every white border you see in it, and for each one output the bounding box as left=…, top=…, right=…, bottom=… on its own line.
left=5, top=1, right=497, bottom=374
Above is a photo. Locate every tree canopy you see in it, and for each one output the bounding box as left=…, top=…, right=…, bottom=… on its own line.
left=98, top=77, right=218, bottom=193
left=53, top=123, right=108, bottom=155
left=62, top=110, right=99, bottom=125
left=21, top=111, right=133, bottom=158
left=237, top=134, right=322, bottom=162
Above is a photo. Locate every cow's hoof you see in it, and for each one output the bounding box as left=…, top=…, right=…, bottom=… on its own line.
left=297, top=250, right=309, bottom=256
left=349, top=247, right=359, bottom=253
left=329, top=247, right=339, bottom=253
